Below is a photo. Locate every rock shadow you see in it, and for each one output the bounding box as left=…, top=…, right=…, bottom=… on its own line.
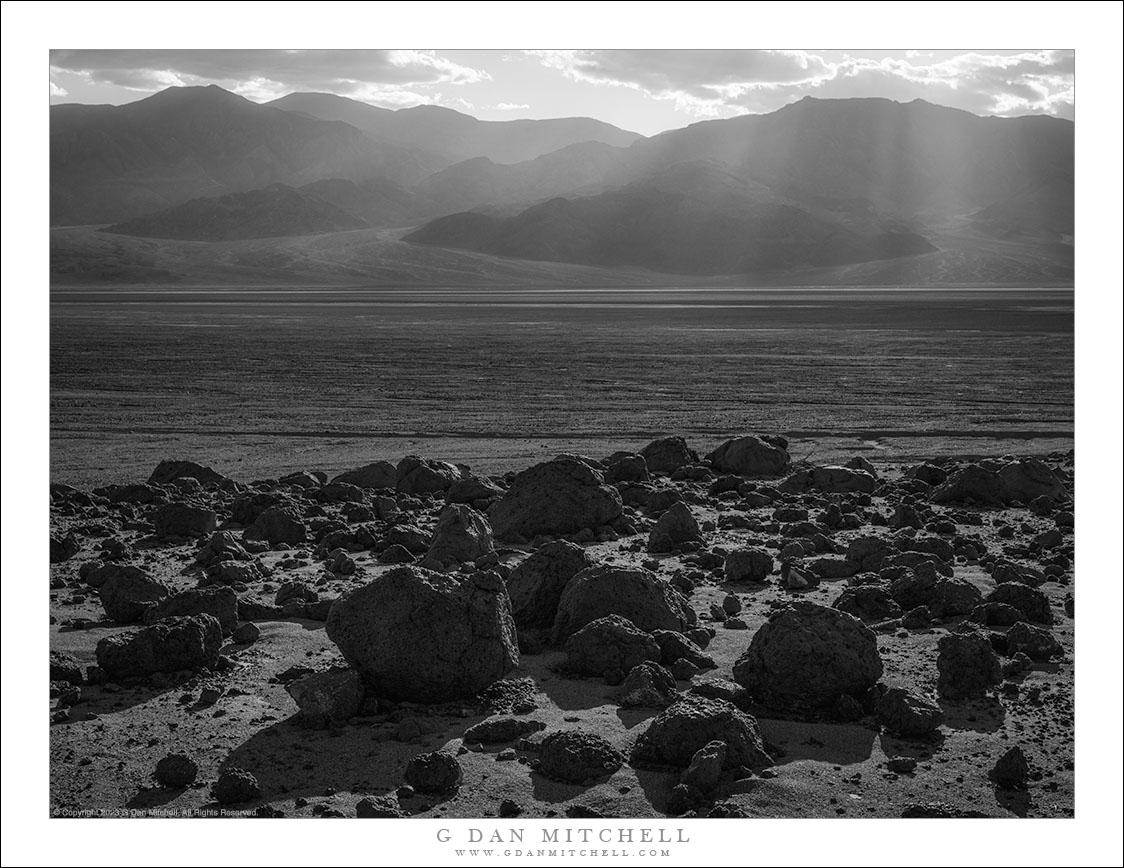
left=937, top=695, right=1006, bottom=732
left=757, top=718, right=877, bottom=766
left=614, top=707, right=660, bottom=730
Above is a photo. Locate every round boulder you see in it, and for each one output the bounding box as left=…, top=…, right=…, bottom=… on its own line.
left=639, top=436, right=698, bottom=474
left=705, top=435, right=790, bottom=477
left=875, top=687, right=943, bottom=736
left=99, top=569, right=169, bottom=623
left=538, top=730, right=623, bottom=783
left=505, top=540, right=591, bottom=629
left=95, top=614, right=223, bottom=680
left=630, top=695, right=772, bottom=769
left=936, top=630, right=1002, bottom=699
left=426, top=504, right=494, bottom=566
left=551, top=565, right=691, bottom=644
left=724, top=548, right=774, bottom=582
left=404, top=751, right=463, bottom=793
left=488, top=456, right=622, bottom=541
left=732, top=601, right=884, bottom=708
left=325, top=567, right=518, bottom=703
left=647, top=501, right=701, bottom=553
left=563, top=615, right=660, bottom=677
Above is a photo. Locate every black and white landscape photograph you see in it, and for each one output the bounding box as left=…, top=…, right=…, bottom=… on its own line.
left=3, top=3, right=1123, bottom=865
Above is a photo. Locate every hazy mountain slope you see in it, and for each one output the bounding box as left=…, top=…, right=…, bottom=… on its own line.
left=268, top=92, right=644, bottom=163
left=50, top=86, right=443, bottom=225
left=406, top=162, right=936, bottom=275
left=627, top=97, right=1074, bottom=226
left=104, top=183, right=368, bottom=241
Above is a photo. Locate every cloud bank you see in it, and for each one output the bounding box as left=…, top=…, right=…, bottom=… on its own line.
left=48, top=49, right=489, bottom=106
left=528, top=49, right=1074, bottom=120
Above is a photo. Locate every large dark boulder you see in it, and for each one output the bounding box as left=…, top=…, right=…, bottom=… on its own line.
left=99, top=569, right=170, bottom=623
left=639, top=436, right=698, bottom=474
left=647, top=501, right=701, bottom=553
left=148, top=460, right=228, bottom=487
left=563, top=615, right=661, bottom=677
left=95, top=614, right=222, bottom=679
left=243, top=506, right=307, bottom=546
left=875, top=687, right=943, bottom=736
left=732, top=602, right=883, bottom=708
left=426, top=504, right=494, bottom=566
left=395, top=456, right=462, bottom=495
left=936, top=630, right=1002, bottom=699
left=998, top=458, right=1066, bottom=503
left=331, top=460, right=397, bottom=490
left=325, top=567, right=517, bottom=703
left=705, top=435, right=790, bottom=477
left=142, top=586, right=238, bottom=635
left=505, top=541, right=591, bottom=629
left=630, top=696, right=772, bottom=769
left=986, top=583, right=1053, bottom=625
left=286, top=666, right=364, bottom=729
left=931, top=464, right=1009, bottom=506
left=538, top=730, right=623, bottom=783
left=488, top=456, right=622, bottom=541
left=551, top=565, right=691, bottom=643
left=832, top=586, right=903, bottom=622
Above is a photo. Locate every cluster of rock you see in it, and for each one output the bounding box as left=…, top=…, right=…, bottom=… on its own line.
left=49, top=436, right=1074, bottom=817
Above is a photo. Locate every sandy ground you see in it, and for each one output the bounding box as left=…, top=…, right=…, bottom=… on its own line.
left=48, top=449, right=1074, bottom=819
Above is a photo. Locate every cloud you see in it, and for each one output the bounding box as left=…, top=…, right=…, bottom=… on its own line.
left=47, top=49, right=489, bottom=104
left=496, top=102, right=530, bottom=111
left=528, top=49, right=1074, bottom=120
left=49, top=80, right=67, bottom=97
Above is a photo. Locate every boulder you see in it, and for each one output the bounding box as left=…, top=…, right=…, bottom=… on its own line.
left=325, top=567, right=517, bottom=703
left=462, top=717, right=546, bottom=744
left=732, top=602, right=883, bottom=708
left=505, top=541, right=591, bottom=629
left=832, top=586, right=903, bottom=622
left=705, top=435, right=790, bottom=477
left=998, top=458, right=1066, bottom=503
left=875, top=687, right=943, bottom=736
left=563, top=615, right=661, bottom=677
left=212, top=767, right=261, bottom=805
left=618, top=661, right=679, bottom=707
left=538, top=730, right=623, bottom=783
left=931, top=464, right=1009, bottom=506
left=724, top=548, right=774, bottom=582
left=244, top=507, right=307, bottom=546
left=603, top=453, right=649, bottom=483
left=426, top=504, right=494, bottom=566
left=551, top=565, right=691, bottom=643
left=639, top=437, right=698, bottom=474
left=142, top=586, right=238, bottom=635
left=651, top=630, right=716, bottom=670
left=331, top=461, right=397, bottom=490
left=630, top=696, right=772, bottom=769
left=446, top=475, right=504, bottom=504
left=405, top=751, right=464, bottom=793
left=488, top=457, right=622, bottom=541
left=810, top=465, right=877, bottom=494
left=1006, top=621, right=1062, bottom=661
left=286, top=666, right=364, bottom=728
left=846, top=535, right=892, bottom=572
left=986, top=583, right=1053, bottom=625
left=154, top=754, right=198, bottom=788
left=148, top=459, right=228, bottom=487
left=992, top=746, right=1030, bottom=789
left=647, top=501, right=701, bottom=553
left=681, top=741, right=727, bottom=794
left=99, top=569, right=170, bottom=623
left=395, top=456, right=462, bottom=495
left=356, top=795, right=406, bottom=818
left=926, top=578, right=984, bottom=619
left=936, top=631, right=1002, bottom=699
left=50, top=651, right=85, bottom=686
left=95, top=614, right=222, bottom=679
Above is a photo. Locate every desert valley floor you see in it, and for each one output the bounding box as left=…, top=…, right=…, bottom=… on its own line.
left=48, top=287, right=1074, bottom=819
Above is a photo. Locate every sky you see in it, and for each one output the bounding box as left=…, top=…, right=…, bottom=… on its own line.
left=48, top=49, right=1075, bottom=136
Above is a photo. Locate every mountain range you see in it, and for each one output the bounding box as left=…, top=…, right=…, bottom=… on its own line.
left=50, top=85, right=1074, bottom=284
